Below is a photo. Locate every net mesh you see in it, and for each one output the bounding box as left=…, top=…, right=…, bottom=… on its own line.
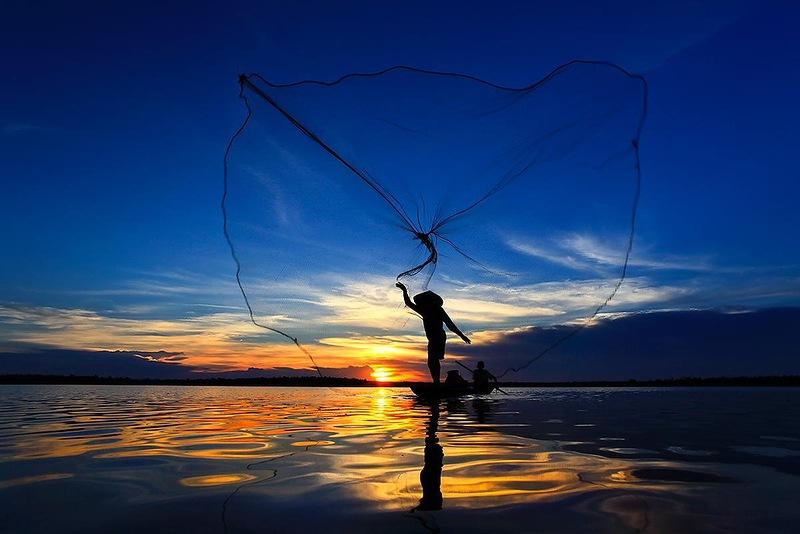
left=223, top=61, right=647, bottom=377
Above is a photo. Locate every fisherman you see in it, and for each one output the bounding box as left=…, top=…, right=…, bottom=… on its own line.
left=472, top=361, right=495, bottom=393
left=396, top=282, right=471, bottom=384
left=444, top=369, right=469, bottom=387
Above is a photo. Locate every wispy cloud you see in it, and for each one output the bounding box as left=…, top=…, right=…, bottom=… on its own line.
left=441, top=276, right=690, bottom=325
left=0, top=303, right=433, bottom=378
left=242, top=166, right=298, bottom=228
left=0, top=266, right=687, bottom=375
left=505, top=238, right=597, bottom=271
left=230, top=270, right=690, bottom=333
left=506, top=233, right=714, bottom=272
left=6, top=253, right=793, bottom=380
left=562, top=234, right=714, bottom=271
left=0, top=304, right=298, bottom=366
left=54, top=269, right=240, bottom=299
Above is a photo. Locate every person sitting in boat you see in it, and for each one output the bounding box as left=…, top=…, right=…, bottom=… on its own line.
left=444, top=369, right=469, bottom=387
left=472, top=361, right=495, bottom=392
left=396, top=282, right=471, bottom=384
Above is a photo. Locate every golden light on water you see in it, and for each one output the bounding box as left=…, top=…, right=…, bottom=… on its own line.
left=6, top=384, right=787, bottom=534
left=181, top=473, right=257, bottom=487
left=291, top=440, right=335, bottom=447
left=4, top=385, right=800, bottom=534
left=0, top=473, right=73, bottom=490
left=3, top=387, right=627, bottom=516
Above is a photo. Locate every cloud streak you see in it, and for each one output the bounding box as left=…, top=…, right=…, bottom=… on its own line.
left=0, top=266, right=688, bottom=378
left=507, top=233, right=714, bottom=272
left=4, top=256, right=796, bottom=381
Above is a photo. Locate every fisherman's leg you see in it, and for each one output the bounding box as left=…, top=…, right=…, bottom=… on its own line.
left=428, top=336, right=446, bottom=383
left=428, top=357, right=441, bottom=384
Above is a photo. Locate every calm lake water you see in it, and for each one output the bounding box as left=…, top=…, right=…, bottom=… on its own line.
left=1, top=386, right=799, bottom=533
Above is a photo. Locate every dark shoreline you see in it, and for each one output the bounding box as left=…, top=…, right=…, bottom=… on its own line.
left=1, top=374, right=799, bottom=387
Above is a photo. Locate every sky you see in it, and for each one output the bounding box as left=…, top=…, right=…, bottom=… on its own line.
left=2, top=0, right=799, bottom=381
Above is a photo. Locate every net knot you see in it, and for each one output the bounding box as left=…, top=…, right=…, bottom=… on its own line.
left=414, top=231, right=434, bottom=248
left=414, top=231, right=438, bottom=258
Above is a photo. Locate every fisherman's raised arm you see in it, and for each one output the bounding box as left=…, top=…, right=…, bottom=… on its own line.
left=396, top=282, right=421, bottom=313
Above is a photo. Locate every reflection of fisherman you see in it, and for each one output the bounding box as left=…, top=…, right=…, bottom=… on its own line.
left=472, top=361, right=496, bottom=393
left=416, top=402, right=443, bottom=511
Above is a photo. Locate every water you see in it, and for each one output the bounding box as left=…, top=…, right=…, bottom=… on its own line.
left=1, top=386, right=798, bottom=533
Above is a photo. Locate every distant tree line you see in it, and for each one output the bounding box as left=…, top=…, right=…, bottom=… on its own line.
left=0, top=374, right=799, bottom=387
left=0, top=374, right=370, bottom=387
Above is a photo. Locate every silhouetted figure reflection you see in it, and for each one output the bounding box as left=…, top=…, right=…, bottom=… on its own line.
left=472, top=397, right=493, bottom=424
left=415, top=401, right=443, bottom=511
left=396, top=282, right=471, bottom=383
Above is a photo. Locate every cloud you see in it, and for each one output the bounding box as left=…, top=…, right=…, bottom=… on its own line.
left=53, top=269, right=243, bottom=301
left=449, top=307, right=800, bottom=381
left=5, top=259, right=795, bottom=381
left=505, top=238, right=595, bottom=271
left=0, top=347, right=376, bottom=380
left=0, top=267, right=690, bottom=378
left=0, top=304, right=305, bottom=370
left=135, top=351, right=189, bottom=362
left=0, top=348, right=194, bottom=379
left=0, top=300, right=432, bottom=378
left=297, top=272, right=686, bottom=331
left=506, top=233, right=714, bottom=272
left=5, top=308, right=797, bottom=381
left=560, top=234, right=714, bottom=271
left=439, top=276, right=690, bottom=327
left=242, top=165, right=299, bottom=228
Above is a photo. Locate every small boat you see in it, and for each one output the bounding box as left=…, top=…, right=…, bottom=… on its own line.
left=410, top=383, right=495, bottom=399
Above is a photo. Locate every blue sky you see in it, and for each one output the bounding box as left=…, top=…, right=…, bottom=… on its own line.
left=1, top=0, right=798, bottom=379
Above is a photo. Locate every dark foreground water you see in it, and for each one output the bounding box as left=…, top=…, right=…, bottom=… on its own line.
left=1, top=386, right=798, bottom=533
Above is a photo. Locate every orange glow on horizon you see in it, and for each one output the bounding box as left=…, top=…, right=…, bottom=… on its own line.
left=370, top=366, right=397, bottom=383
left=10, top=300, right=508, bottom=381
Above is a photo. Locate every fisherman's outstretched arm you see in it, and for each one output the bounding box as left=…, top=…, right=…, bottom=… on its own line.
left=442, top=311, right=471, bottom=344
left=395, top=282, right=420, bottom=313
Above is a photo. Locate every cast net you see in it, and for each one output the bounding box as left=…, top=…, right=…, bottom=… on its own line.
left=223, top=61, right=647, bottom=378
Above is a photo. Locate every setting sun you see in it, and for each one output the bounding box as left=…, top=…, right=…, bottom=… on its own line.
left=370, top=367, right=393, bottom=383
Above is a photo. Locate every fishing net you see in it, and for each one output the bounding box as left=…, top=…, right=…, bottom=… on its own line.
left=223, top=62, right=647, bottom=376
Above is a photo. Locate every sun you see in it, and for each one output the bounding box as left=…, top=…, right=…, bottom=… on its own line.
left=371, top=367, right=392, bottom=383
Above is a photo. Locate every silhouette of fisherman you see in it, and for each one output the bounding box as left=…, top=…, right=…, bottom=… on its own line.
left=444, top=369, right=468, bottom=387
left=472, top=361, right=496, bottom=393
left=396, top=282, right=470, bottom=383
